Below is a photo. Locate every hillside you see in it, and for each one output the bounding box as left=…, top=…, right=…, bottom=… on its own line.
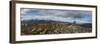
left=21, top=20, right=92, bottom=35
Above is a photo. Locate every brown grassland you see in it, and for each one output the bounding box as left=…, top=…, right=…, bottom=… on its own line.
left=21, top=23, right=92, bottom=35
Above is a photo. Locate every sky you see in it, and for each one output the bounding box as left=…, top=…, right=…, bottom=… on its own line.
left=20, top=8, right=92, bottom=23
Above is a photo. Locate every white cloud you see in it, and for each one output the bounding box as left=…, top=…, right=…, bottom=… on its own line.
left=21, top=15, right=73, bottom=22
left=21, top=8, right=92, bottom=23
left=21, top=9, right=31, bottom=15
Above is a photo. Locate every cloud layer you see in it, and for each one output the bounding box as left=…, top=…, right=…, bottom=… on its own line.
left=20, top=8, right=92, bottom=23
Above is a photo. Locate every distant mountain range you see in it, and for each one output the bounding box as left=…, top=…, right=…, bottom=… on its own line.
left=21, top=19, right=70, bottom=24
left=21, top=19, right=92, bottom=28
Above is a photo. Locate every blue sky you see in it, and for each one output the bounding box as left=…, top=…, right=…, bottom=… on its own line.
left=20, top=8, right=92, bottom=23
